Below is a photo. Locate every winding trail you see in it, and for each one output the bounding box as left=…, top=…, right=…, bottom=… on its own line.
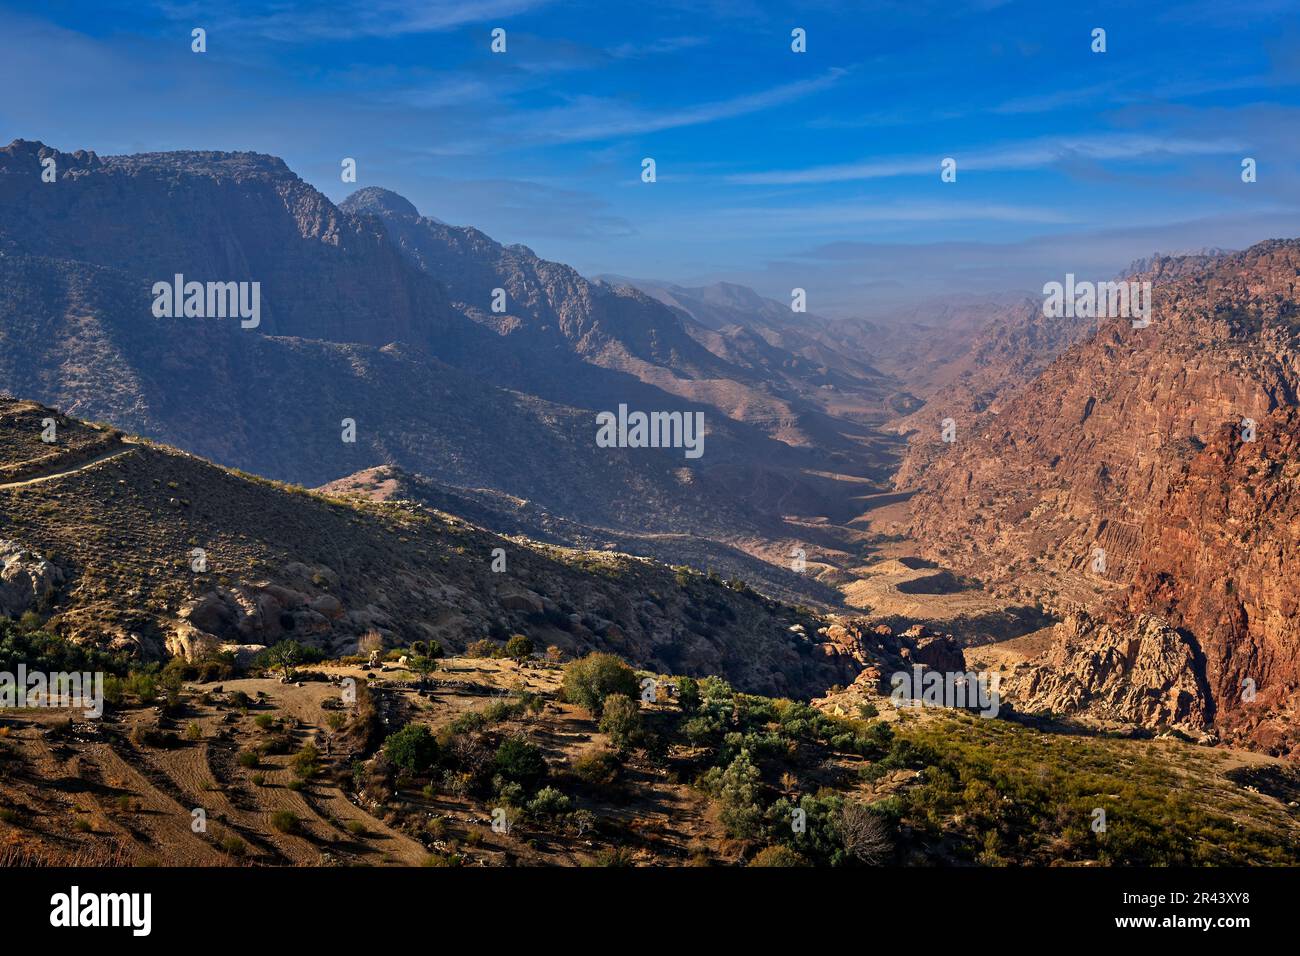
left=0, top=443, right=137, bottom=490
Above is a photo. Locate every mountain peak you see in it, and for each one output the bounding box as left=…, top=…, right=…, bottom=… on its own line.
left=341, top=186, right=422, bottom=221
left=1, top=139, right=101, bottom=171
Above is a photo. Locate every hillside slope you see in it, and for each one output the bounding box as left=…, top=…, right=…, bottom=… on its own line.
left=0, top=397, right=857, bottom=698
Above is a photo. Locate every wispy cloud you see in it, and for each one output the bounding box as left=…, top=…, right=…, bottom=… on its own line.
left=156, top=0, right=554, bottom=41
left=703, top=200, right=1076, bottom=232
left=609, top=35, right=709, bottom=58
left=687, top=209, right=1299, bottom=319
left=993, top=74, right=1282, bottom=115
left=397, top=176, right=636, bottom=241
left=508, top=69, right=846, bottom=144
left=725, top=133, right=1244, bottom=185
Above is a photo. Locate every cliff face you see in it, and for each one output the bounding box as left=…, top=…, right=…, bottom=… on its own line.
left=907, top=241, right=1300, bottom=589
left=904, top=241, right=1300, bottom=754
left=0, top=141, right=466, bottom=351
left=1128, top=408, right=1300, bottom=755
left=1004, top=612, right=1212, bottom=734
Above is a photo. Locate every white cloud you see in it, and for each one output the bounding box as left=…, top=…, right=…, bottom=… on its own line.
left=509, top=69, right=846, bottom=144
left=726, top=133, right=1245, bottom=185
left=156, top=0, right=555, bottom=41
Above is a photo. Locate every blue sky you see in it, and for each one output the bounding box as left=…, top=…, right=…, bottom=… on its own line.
left=2, top=0, right=1298, bottom=316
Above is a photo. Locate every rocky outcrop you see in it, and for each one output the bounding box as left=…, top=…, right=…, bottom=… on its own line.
left=1129, top=408, right=1300, bottom=756
left=0, top=539, right=63, bottom=617
left=1004, top=612, right=1211, bottom=733
left=814, top=618, right=967, bottom=688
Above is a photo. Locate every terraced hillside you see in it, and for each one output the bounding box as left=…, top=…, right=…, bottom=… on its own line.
left=2, top=648, right=1296, bottom=867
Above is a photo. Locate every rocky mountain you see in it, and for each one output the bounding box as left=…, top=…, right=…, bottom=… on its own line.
left=0, top=141, right=469, bottom=351
left=315, top=464, right=848, bottom=608
left=889, top=295, right=1099, bottom=486
left=0, top=141, right=892, bottom=585
left=904, top=240, right=1300, bottom=754
left=341, top=188, right=881, bottom=456
left=892, top=255, right=1238, bottom=485
left=608, top=276, right=902, bottom=428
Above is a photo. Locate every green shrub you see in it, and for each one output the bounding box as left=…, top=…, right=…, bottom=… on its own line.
left=221, top=836, right=245, bottom=856
left=597, top=693, right=642, bottom=751
left=466, top=639, right=504, bottom=659
left=482, top=700, right=522, bottom=723
left=591, top=846, right=635, bottom=867
left=384, top=724, right=438, bottom=774
left=527, top=786, right=571, bottom=818
left=292, top=743, right=320, bottom=780
left=505, top=634, right=534, bottom=660
left=560, top=653, right=639, bottom=716
left=571, top=748, right=621, bottom=791
left=676, top=676, right=701, bottom=712
left=749, top=845, right=809, bottom=867
left=494, top=736, right=547, bottom=789
left=449, top=711, right=487, bottom=734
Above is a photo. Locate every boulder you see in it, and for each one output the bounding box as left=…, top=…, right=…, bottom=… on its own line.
left=0, top=539, right=63, bottom=616
left=497, top=586, right=544, bottom=614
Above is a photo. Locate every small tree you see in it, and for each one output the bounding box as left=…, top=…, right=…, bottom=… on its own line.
left=260, top=640, right=302, bottom=682
left=494, top=736, right=547, bottom=790
left=702, top=749, right=763, bottom=841
left=597, top=693, right=642, bottom=751
left=838, top=802, right=893, bottom=865
left=409, top=640, right=443, bottom=687
left=384, top=724, right=439, bottom=774
left=505, top=634, right=534, bottom=661
left=560, top=653, right=640, bottom=716
left=676, top=676, right=701, bottom=713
